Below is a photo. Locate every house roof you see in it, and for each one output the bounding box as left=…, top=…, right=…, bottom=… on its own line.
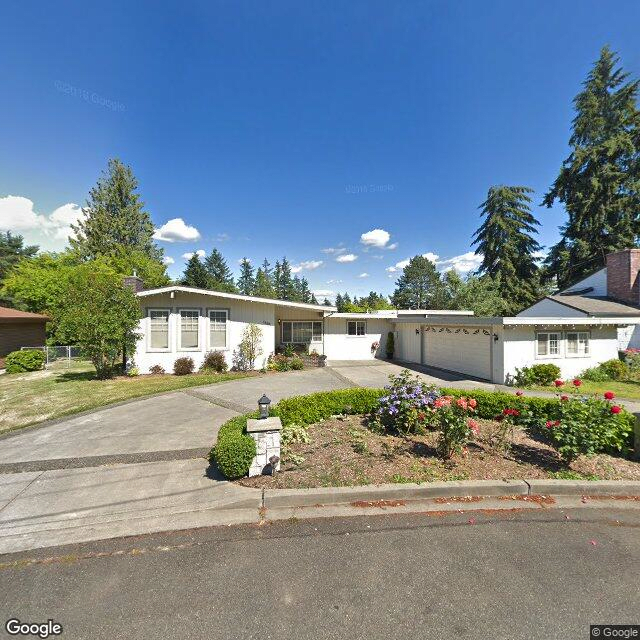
left=136, top=286, right=337, bottom=312
left=545, top=295, right=640, bottom=317
left=390, top=314, right=640, bottom=327
left=0, top=306, right=49, bottom=323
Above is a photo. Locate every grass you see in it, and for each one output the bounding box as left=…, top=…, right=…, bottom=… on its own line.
left=530, top=379, right=640, bottom=400
left=0, top=360, right=253, bottom=434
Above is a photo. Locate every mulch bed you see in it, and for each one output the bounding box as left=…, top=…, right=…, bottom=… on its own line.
left=237, top=414, right=640, bottom=489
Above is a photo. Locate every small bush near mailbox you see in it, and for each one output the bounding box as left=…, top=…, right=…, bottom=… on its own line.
left=5, top=350, right=46, bottom=374
left=173, top=356, right=195, bottom=376
left=212, top=433, right=256, bottom=479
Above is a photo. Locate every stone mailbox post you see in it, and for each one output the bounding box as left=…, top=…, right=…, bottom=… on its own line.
left=246, top=416, right=282, bottom=477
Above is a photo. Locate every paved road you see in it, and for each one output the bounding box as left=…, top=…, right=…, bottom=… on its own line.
left=1, top=507, right=638, bottom=640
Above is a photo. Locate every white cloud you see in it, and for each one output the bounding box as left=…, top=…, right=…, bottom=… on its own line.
left=360, top=228, right=390, bottom=248
left=0, top=195, right=83, bottom=250
left=291, top=260, right=323, bottom=274
left=321, top=246, right=346, bottom=255
left=237, top=257, right=252, bottom=265
left=422, top=252, right=439, bottom=263
left=182, top=249, right=206, bottom=260
left=336, top=253, right=357, bottom=263
left=162, top=256, right=175, bottom=265
left=216, top=233, right=229, bottom=242
left=153, top=218, right=201, bottom=243
left=326, top=279, right=343, bottom=284
left=386, top=258, right=410, bottom=273
left=437, top=251, right=482, bottom=273
left=357, top=272, right=370, bottom=278
left=387, top=242, right=398, bottom=250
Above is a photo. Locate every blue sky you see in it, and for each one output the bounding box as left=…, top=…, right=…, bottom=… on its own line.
left=1, top=0, right=639, bottom=302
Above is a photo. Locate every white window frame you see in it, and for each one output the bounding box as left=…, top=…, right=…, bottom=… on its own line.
left=208, top=309, right=229, bottom=351
left=566, top=331, right=590, bottom=358
left=147, top=308, right=171, bottom=352
left=178, top=308, right=201, bottom=351
left=280, top=320, right=323, bottom=344
left=347, top=320, right=367, bottom=337
left=535, top=331, right=561, bottom=359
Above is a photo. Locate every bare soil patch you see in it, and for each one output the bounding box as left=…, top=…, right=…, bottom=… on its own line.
left=237, top=414, right=640, bottom=489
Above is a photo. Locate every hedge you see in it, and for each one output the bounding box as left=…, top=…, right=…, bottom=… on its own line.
left=5, top=349, right=46, bottom=374
left=209, top=386, right=635, bottom=479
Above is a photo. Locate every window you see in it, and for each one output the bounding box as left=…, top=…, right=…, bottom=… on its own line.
left=347, top=320, right=366, bottom=336
left=179, top=310, right=200, bottom=349
left=281, top=321, right=322, bottom=344
left=536, top=332, right=560, bottom=357
left=209, top=310, right=228, bottom=349
left=566, top=331, right=590, bottom=357
left=149, top=309, right=169, bottom=350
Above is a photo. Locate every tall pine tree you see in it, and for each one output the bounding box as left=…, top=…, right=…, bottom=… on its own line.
left=544, top=46, right=640, bottom=287
left=71, top=159, right=162, bottom=261
left=237, top=258, right=255, bottom=295
left=181, top=255, right=211, bottom=288
left=204, top=248, right=237, bottom=293
left=391, top=256, right=446, bottom=309
left=472, top=185, right=542, bottom=312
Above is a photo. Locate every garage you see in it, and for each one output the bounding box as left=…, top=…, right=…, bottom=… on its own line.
left=422, top=326, right=492, bottom=380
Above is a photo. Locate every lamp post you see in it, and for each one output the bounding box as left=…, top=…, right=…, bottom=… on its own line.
left=258, top=394, right=271, bottom=419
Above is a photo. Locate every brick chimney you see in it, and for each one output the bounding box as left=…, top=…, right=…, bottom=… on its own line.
left=606, top=249, right=640, bottom=305
left=123, top=271, right=145, bottom=293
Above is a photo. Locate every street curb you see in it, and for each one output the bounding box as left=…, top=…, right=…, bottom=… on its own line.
left=262, top=479, right=640, bottom=509
left=263, top=480, right=528, bottom=508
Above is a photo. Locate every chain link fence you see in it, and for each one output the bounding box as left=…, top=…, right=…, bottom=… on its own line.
left=20, top=346, right=83, bottom=367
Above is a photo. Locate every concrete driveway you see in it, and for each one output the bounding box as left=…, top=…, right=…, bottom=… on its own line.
left=0, top=362, right=497, bottom=468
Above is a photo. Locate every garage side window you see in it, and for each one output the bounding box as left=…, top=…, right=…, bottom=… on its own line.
left=179, top=310, right=200, bottom=349
left=536, top=332, right=560, bottom=357
left=347, top=320, right=366, bottom=336
left=209, top=310, right=228, bottom=349
left=149, top=309, right=170, bottom=350
left=566, top=331, right=589, bottom=357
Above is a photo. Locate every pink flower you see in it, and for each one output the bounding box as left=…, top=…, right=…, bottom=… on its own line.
left=604, top=391, right=615, bottom=400
left=560, top=394, right=569, bottom=401
left=456, top=398, right=468, bottom=410
left=611, top=405, right=622, bottom=414
left=467, top=419, right=479, bottom=433
left=515, top=390, right=524, bottom=397
left=545, top=420, right=553, bottom=428
left=572, top=379, right=582, bottom=387
left=468, top=398, right=477, bottom=409
left=554, top=379, right=564, bottom=387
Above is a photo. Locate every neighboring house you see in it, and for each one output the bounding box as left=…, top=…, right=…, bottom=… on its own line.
left=518, top=248, right=640, bottom=350
left=0, top=306, right=48, bottom=367
left=132, top=251, right=640, bottom=382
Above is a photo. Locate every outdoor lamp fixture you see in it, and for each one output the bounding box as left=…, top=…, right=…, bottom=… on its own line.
left=258, top=394, right=271, bottom=419
left=415, top=328, right=420, bottom=335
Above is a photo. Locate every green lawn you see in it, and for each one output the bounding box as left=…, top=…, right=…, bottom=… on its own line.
left=0, top=361, right=254, bottom=434
left=530, top=379, right=640, bottom=401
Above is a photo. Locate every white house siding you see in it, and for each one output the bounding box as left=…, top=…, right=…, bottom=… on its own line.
left=323, top=317, right=393, bottom=360
left=395, top=323, right=421, bottom=363
left=517, top=298, right=586, bottom=317
left=502, top=325, right=619, bottom=382
left=135, top=292, right=275, bottom=373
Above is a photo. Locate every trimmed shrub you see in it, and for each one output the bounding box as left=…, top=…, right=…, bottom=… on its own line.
left=212, top=433, right=256, bottom=479
left=290, top=356, right=304, bottom=370
left=581, top=366, right=611, bottom=382
left=173, top=356, right=195, bottom=376
left=5, top=349, right=46, bottom=374
left=513, top=363, right=561, bottom=387
left=149, top=364, right=166, bottom=375
left=385, top=331, right=394, bottom=359
left=201, top=350, right=228, bottom=373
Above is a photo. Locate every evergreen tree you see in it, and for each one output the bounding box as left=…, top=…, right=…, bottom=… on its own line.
left=311, top=293, right=319, bottom=305
left=297, top=276, right=312, bottom=303
left=544, top=46, right=640, bottom=287
left=71, top=159, right=162, bottom=261
left=391, top=256, right=446, bottom=309
left=273, top=261, right=282, bottom=299
left=254, top=266, right=275, bottom=298
left=472, top=185, right=542, bottom=312
left=204, top=248, right=237, bottom=293
left=335, top=293, right=344, bottom=311
left=0, top=231, right=38, bottom=287
left=237, top=258, right=255, bottom=295
left=322, top=298, right=333, bottom=307
left=441, top=270, right=510, bottom=317
left=181, top=255, right=211, bottom=288
left=278, top=257, right=295, bottom=300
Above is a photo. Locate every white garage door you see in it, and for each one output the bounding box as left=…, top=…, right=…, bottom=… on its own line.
left=423, top=326, right=492, bottom=380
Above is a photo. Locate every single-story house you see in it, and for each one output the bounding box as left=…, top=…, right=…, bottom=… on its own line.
left=517, top=248, right=640, bottom=350
left=131, top=248, right=640, bottom=383
left=0, top=306, right=48, bottom=366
